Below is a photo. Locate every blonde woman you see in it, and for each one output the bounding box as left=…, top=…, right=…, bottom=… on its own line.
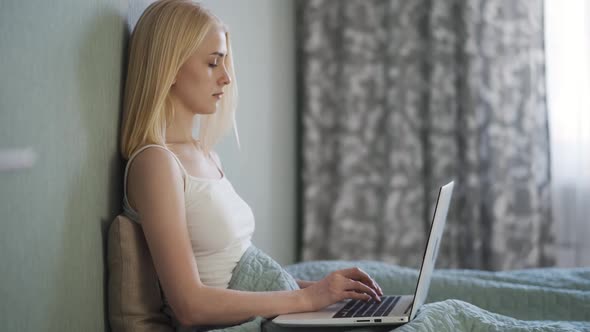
left=120, top=0, right=383, bottom=328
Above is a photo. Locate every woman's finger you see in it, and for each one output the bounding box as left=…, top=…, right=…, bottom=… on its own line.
left=362, top=275, right=383, bottom=296
left=343, top=291, right=373, bottom=302
left=343, top=267, right=383, bottom=296
left=372, top=279, right=384, bottom=296
left=345, top=280, right=381, bottom=302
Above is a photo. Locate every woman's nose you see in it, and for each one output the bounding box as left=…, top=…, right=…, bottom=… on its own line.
left=219, top=67, right=231, bottom=86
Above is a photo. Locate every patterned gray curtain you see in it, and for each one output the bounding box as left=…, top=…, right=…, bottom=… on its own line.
left=298, top=0, right=554, bottom=270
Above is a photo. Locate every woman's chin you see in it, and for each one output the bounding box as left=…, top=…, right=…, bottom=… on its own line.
left=194, top=108, right=217, bottom=115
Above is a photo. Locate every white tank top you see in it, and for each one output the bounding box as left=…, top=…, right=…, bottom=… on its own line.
left=122, top=144, right=255, bottom=289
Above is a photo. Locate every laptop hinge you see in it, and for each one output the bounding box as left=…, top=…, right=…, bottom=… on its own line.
left=403, top=301, right=414, bottom=315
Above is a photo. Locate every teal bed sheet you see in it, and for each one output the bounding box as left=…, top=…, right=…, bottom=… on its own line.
left=197, top=246, right=590, bottom=332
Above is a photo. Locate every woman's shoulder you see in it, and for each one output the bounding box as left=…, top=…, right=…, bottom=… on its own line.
left=126, top=145, right=185, bottom=211
left=128, top=145, right=183, bottom=181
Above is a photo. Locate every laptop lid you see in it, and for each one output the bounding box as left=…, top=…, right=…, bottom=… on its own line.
left=408, top=181, right=454, bottom=320
left=272, top=181, right=454, bottom=327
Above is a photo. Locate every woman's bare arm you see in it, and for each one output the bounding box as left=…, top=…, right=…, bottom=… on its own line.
left=178, top=287, right=308, bottom=326
left=127, top=148, right=310, bottom=326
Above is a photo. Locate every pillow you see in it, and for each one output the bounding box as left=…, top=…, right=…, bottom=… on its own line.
left=107, top=215, right=174, bottom=332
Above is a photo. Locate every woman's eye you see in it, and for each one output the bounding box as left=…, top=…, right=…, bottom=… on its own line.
left=209, top=63, right=218, bottom=68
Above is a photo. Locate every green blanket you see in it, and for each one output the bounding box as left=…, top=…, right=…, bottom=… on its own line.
left=195, top=245, right=590, bottom=332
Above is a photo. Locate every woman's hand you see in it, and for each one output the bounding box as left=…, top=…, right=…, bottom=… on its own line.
left=300, top=267, right=384, bottom=312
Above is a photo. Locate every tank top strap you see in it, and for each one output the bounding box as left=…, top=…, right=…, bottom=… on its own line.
left=207, top=151, right=225, bottom=179
left=123, top=144, right=188, bottom=222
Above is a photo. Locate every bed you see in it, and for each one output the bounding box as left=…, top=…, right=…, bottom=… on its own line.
left=221, top=246, right=590, bottom=332
left=107, top=215, right=590, bottom=332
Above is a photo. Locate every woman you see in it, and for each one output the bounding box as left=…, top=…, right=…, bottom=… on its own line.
left=120, top=0, right=383, bottom=328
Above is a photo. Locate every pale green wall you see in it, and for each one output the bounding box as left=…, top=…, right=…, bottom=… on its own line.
left=0, top=0, right=297, bottom=330
left=0, top=0, right=127, bottom=330
left=201, top=0, right=297, bottom=267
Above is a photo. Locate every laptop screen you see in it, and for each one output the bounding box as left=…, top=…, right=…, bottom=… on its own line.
left=408, top=181, right=454, bottom=320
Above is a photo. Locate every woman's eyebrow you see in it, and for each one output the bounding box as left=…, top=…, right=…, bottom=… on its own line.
left=209, top=52, right=226, bottom=57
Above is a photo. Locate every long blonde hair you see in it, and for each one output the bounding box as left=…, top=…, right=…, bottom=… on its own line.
left=120, top=0, right=238, bottom=159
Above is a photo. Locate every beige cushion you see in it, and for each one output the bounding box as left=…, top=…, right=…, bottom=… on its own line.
left=107, top=215, right=174, bottom=332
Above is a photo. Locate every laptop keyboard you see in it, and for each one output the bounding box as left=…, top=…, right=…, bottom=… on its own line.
left=333, top=296, right=401, bottom=318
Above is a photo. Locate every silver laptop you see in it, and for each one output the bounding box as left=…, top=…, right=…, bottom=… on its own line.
left=273, top=181, right=454, bottom=327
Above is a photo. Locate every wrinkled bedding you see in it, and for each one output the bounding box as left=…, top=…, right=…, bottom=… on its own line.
left=195, top=245, right=590, bottom=332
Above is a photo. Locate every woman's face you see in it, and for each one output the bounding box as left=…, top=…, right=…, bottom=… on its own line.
left=171, top=27, right=231, bottom=115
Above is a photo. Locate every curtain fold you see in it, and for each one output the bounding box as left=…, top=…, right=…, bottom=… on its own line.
left=298, top=0, right=554, bottom=270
